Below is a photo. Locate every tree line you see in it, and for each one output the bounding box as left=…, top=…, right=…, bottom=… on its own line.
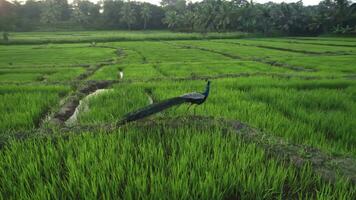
left=0, top=0, right=355, bottom=35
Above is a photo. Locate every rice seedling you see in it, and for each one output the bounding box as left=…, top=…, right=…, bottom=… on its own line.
left=2, top=31, right=247, bottom=44
left=0, top=125, right=354, bottom=199
left=0, top=67, right=85, bottom=82
left=0, top=44, right=115, bottom=68
left=76, top=84, right=148, bottom=125
left=109, top=41, right=230, bottom=63
left=0, top=85, right=71, bottom=132
left=247, top=37, right=356, bottom=47
left=219, top=39, right=356, bottom=54
left=172, top=40, right=356, bottom=73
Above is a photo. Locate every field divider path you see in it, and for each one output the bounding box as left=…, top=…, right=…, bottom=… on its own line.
left=94, top=45, right=126, bottom=58
left=285, top=38, right=356, bottom=47
left=213, top=40, right=352, bottom=56
left=166, top=42, right=317, bottom=72
left=75, top=60, right=114, bottom=80
left=152, top=63, right=169, bottom=77
left=127, top=48, right=148, bottom=63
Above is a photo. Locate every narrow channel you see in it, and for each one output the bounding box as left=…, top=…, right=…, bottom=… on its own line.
left=65, top=89, right=113, bottom=126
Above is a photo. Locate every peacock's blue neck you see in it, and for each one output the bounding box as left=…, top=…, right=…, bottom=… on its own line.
left=202, top=81, right=210, bottom=97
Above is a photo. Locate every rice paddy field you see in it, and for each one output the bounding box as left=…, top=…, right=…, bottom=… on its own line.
left=0, top=32, right=355, bottom=199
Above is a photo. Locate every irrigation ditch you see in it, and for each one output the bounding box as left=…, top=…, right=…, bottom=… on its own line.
left=43, top=45, right=123, bottom=127
left=48, top=80, right=114, bottom=126
left=65, top=88, right=114, bottom=126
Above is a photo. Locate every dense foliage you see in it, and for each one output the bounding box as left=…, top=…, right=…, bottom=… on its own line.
left=0, top=0, right=355, bottom=35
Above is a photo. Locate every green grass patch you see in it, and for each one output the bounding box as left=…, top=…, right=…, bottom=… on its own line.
left=0, top=85, right=71, bottom=132
left=0, top=44, right=115, bottom=67
left=2, top=31, right=248, bottom=44
left=0, top=125, right=353, bottom=199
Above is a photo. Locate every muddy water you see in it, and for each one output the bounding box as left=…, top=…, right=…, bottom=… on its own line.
left=146, top=94, right=153, bottom=104
left=119, top=71, right=124, bottom=79
left=65, top=89, right=113, bottom=126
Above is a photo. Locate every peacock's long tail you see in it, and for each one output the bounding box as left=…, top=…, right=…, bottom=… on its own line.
left=118, top=81, right=210, bottom=125
left=118, top=97, right=188, bottom=125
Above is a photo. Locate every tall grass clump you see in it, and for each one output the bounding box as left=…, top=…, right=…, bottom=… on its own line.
left=0, top=124, right=354, bottom=199
left=0, top=85, right=71, bottom=132
left=76, top=84, right=148, bottom=125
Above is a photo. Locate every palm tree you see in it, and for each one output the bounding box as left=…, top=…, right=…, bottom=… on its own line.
left=215, top=1, right=232, bottom=31
left=121, top=1, right=136, bottom=30
left=141, top=3, right=151, bottom=30
left=163, top=10, right=178, bottom=29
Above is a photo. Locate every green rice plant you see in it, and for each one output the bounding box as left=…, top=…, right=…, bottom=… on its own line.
left=124, top=63, right=164, bottom=79
left=0, top=44, right=115, bottom=68
left=0, top=125, right=354, bottom=199
left=89, top=63, right=163, bottom=81
left=0, top=84, right=71, bottom=94
left=219, top=39, right=356, bottom=54
left=156, top=60, right=291, bottom=78
left=0, top=85, right=71, bottom=132
left=249, top=37, right=356, bottom=47
left=45, top=67, right=86, bottom=81
left=120, top=78, right=355, bottom=155
left=0, top=73, right=44, bottom=82
left=76, top=84, right=148, bottom=125
left=110, top=41, right=230, bottom=63
left=88, top=64, right=121, bottom=80
left=172, top=40, right=356, bottom=74
left=119, top=49, right=146, bottom=64
left=2, top=31, right=247, bottom=44
left=0, top=67, right=85, bottom=82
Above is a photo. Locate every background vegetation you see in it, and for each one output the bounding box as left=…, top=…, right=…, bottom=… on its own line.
left=0, top=0, right=356, bottom=35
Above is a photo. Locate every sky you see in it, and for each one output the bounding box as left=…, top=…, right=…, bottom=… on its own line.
left=132, top=0, right=322, bottom=6
left=83, top=0, right=324, bottom=6
left=11, top=0, right=356, bottom=6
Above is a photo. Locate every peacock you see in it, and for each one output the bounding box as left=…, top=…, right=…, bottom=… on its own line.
left=118, top=80, right=211, bottom=125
